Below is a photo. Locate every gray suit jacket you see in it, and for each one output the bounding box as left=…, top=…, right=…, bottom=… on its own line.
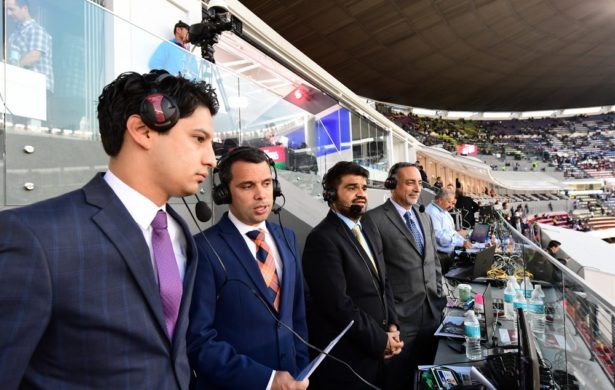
left=0, top=173, right=196, bottom=389
left=366, top=199, right=445, bottom=338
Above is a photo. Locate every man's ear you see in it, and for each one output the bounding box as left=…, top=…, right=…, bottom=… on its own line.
left=126, top=114, right=154, bottom=150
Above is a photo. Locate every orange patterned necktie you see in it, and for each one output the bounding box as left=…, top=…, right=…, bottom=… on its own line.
left=246, top=229, right=281, bottom=311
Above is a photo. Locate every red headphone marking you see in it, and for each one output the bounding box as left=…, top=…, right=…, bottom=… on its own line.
left=145, top=93, right=166, bottom=123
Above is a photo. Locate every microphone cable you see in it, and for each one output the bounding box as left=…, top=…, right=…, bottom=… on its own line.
left=180, top=197, right=381, bottom=390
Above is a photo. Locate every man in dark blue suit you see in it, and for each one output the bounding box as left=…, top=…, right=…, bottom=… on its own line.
left=0, top=70, right=218, bottom=389
left=188, top=147, right=309, bottom=390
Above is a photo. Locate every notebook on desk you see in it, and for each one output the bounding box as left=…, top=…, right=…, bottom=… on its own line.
left=445, top=245, right=496, bottom=283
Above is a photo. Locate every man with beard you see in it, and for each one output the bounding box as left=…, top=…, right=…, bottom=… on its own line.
left=366, top=163, right=446, bottom=390
left=302, top=161, right=403, bottom=389
left=187, top=147, right=309, bottom=390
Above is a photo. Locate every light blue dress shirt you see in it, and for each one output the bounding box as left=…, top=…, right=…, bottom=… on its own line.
left=425, top=202, right=465, bottom=253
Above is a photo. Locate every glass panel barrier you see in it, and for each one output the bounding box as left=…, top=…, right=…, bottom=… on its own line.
left=477, top=206, right=615, bottom=389
left=1, top=1, right=318, bottom=206
left=1, top=1, right=395, bottom=208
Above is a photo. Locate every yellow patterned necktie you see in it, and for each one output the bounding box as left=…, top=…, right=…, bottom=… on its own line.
left=352, top=225, right=378, bottom=274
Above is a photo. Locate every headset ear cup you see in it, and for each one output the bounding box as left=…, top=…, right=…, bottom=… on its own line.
left=322, top=188, right=337, bottom=203
left=384, top=177, right=397, bottom=190
left=212, top=183, right=231, bottom=205
left=140, top=92, right=179, bottom=132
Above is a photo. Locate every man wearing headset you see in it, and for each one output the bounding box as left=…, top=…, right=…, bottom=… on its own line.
left=302, top=161, right=403, bottom=389
left=187, top=147, right=309, bottom=390
left=0, top=70, right=218, bottom=389
left=366, top=162, right=446, bottom=390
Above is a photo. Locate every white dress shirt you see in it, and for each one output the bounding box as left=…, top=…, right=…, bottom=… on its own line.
left=104, top=170, right=187, bottom=281
left=227, top=211, right=283, bottom=281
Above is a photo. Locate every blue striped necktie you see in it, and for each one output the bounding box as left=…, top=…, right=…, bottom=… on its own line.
left=404, top=211, right=424, bottom=255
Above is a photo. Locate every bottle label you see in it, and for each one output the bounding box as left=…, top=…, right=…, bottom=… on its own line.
left=513, top=301, right=526, bottom=310
left=464, top=324, right=481, bottom=338
left=529, top=303, right=544, bottom=314
left=504, top=293, right=514, bottom=303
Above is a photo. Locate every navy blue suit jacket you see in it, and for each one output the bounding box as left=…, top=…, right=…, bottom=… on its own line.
left=187, top=212, right=309, bottom=390
left=0, top=173, right=197, bottom=389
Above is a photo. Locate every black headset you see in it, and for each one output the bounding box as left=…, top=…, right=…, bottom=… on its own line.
left=321, top=170, right=338, bottom=203
left=384, top=162, right=415, bottom=189
left=139, top=73, right=180, bottom=132
left=212, top=147, right=283, bottom=205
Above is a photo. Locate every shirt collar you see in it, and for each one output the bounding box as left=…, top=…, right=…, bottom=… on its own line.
left=171, top=37, right=185, bottom=48
left=333, top=209, right=362, bottom=231
left=104, top=170, right=164, bottom=230
left=390, top=197, right=416, bottom=220
left=228, top=210, right=268, bottom=236
left=430, top=201, right=447, bottom=213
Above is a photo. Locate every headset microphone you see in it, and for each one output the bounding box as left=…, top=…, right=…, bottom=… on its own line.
left=194, top=195, right=213, bottom=222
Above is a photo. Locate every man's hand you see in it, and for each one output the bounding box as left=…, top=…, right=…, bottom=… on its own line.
left=458, top=229, right=468, bottom=238
left=383, top=328, right=404, bottom=359
left=463, top=240, right=472, bottom=249
left=271, top=371, right=309, bottom=390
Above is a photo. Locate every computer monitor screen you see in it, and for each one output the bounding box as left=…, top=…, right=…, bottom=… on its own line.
left=481, top=283, right=495, bottom=344
left=516, top=308, right=540, bottom=390
left=473, top=245, right=496, bottom=278
left=470, top=223, right=490, bottom=243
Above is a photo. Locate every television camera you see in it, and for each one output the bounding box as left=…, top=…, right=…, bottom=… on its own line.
left=189, top=0, right=242, bottom=63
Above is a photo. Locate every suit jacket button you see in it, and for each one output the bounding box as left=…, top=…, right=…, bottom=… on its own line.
left=382, top=320, right=386, bottom=326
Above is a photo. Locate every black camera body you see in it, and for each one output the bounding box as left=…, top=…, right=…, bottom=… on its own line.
left=189, top=3, right=242, bottom=63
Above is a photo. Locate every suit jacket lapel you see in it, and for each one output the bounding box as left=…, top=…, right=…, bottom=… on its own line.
left=267, top=222, right=293, bottom=316
left=83, top=174, right=168, bottom=341
left=383, top=199, right=423, bottom=257
left=327, top=211, right=381, bottom=283
left=361, top=219, right=385, bottom=287
left=218, top=214, right=277, bottom=312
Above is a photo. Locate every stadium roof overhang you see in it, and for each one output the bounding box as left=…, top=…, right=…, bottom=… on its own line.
left=237, top=0, right=615, bottom=112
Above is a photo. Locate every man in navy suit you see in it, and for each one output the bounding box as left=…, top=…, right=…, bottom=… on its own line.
left=187, top=147, right=309, bottom=390
left=0, top=70, right=218, bottom=389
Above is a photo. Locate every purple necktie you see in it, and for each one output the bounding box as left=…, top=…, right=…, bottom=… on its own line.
left=151, top=210, right=183, bottom=339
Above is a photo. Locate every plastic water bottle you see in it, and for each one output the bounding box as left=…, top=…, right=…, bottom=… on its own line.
left=491, top=234, right=500, bottom=251
left=513, top=290, right=527, bottom=319
left=521, top=276, right=533, bottom=298
left=529, top=286, right=545, bottom=337
left=509, top=275, right=522, bottom=297
left=534, top=284, right=545, bottom=301
left=464, top=310, right=482, bottom=360
left=506, top=235, right=514, bottom=253
left=504, top=278, right=516, bottom=319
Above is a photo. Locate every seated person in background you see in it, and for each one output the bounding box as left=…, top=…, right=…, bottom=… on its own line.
left=433, top=176, right=443, bottom=189
left=528, top=240, right=566, bottom=283
left=425, top=188, right=472, bottom=274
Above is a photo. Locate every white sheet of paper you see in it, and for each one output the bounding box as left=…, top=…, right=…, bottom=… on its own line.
left=296, top=320, right=354, bottom=381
